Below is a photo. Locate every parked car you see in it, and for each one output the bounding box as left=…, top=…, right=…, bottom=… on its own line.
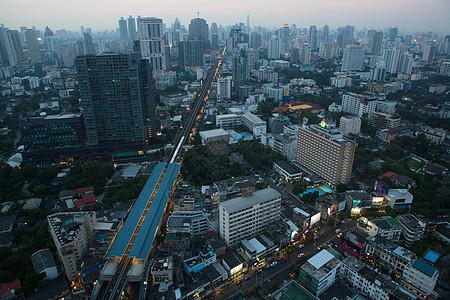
left=244, top=276, right=251, bottom=281
left=298, top=253, right=305, bottom=258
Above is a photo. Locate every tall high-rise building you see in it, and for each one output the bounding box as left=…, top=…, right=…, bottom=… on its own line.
left=178, top=40, right=208, bottom=68
left=341, top=92, right=378, bottom=118
left=398, top=52, right=414, bottom=74
left=371, top=32, right=383, bottom=55
left=173, top=17, right=181, bottom=30
left=290, top=47, right=300, bottom=64
left=217, top=75, right=233, bottom=100
left=281, top=24, right=291, bottom=52
left=210, top=22, right=219, bottom=50
left=75, top=53, right=156, bottom=145
left=232, top=46, right=249, bottom=83
left=249, top=32, right=261, bottom=49
left=321, top=25, right=329, bottom=43
left=382, top=48, right=400, bottom=73
left=325, top=42, right=339, bottom=59
left=268, top=36, right=281, bottom=59
left=188, top=18, right=209, bottom=41
left=25, top=29, right=43, bottom=62
left=342, top=45, right=363, bottom=71
left=118, top=17, right=128, bottom=41
left=338, top=25, right=354, bottom=47
left=219, top=188, right=281, bottom=246
left=296, top=125, right=356, bottom=187
left=422, top=43, right=435, bottom=64
left=300, top=43, right=311, bottom=65
left=389, top=27, right=398, bottom=41
left=309, top=25, right=317, bottom=50
left=127, top=15, right=137, bottom=42
left=136, top=15, right=143, bottom=37
left=83, top=33, right=95, bottom=54
left=0, top=26, right=26, bottom=67
left=139, top=17, right=166, bottom=72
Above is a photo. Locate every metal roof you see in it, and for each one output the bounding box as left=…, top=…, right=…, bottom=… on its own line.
left=128, top=163, right=181, bottom=259
left=106, top=162, right=166, bottom=259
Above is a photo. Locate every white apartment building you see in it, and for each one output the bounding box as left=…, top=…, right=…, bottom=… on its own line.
left=139, top=17, right=166, bottom=72
left=261, top=83, right=289, bottom=101
left=341, top=93, right=378, bottom=118
left=342, top=45, right=364, bottom=71
left=397, top=214, right=426, bottom=247
left=241, top=112, right=266, bottom=138
left=217, top=75, right=232, bottom=100
left=357, top=217, right=402, bottom=242
left=340, top=256, right=417, bottom=300
left=216, top=114, right=242, bottom=129
left=402, top=259, right=439, bottom=298
left=47, top=212, right=96, bottom=281
left=339, top=115, right=361, bottom=135
left=219, top=188, right=281, bottom=246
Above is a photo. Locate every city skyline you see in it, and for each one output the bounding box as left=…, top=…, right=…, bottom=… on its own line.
left=2, top=0, right=450, bottom=33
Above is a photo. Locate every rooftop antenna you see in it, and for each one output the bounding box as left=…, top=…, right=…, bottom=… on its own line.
left=197, top=12, right=199, bottom=18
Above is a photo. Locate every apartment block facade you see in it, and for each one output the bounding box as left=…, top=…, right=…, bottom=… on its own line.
left=296, top=125, right=356, bottom=187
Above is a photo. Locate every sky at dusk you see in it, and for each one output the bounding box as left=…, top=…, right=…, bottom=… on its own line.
left=1, top=0, right=449, bottom=33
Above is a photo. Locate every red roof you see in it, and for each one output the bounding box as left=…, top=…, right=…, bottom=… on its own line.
left=378, top=171, right=398, bottom=181
left=74, top=194, right=97, bottom=208
left=0, top=279, right=21, bottom=299
left=76, top=186, right=94, bottom=194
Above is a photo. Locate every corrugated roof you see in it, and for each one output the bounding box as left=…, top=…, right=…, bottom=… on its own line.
left=106, top=162, right=166, bottom=259
left=128, top=163, right=181, bottom=259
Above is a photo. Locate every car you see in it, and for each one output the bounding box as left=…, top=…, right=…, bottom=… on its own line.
left=298, top=253, right=305, bottom=258
left=335, top=229, right=342, bottom=233
left=270, top=261, right=278, bottom=267
left=244, top=276, right=251, bottom=281
left=299, top=244, right=305, bottom=248
left=337, top=233, right=342, bottom=238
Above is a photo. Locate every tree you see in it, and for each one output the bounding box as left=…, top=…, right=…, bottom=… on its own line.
left=270, top=281, right=280, bottom=292
left=292, top=182, right=308, bottom=195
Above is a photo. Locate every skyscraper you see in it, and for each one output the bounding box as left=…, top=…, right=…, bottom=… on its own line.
left=338, top=25, right=355, bottom=47
left=75, top=53, right=156, bottom=145
left=136, top=15, right=143, bottom=37
left=342, top=45, right=363, bottom=71
left=268, top=36, right=281, bottom=59
left=382, top=48, right=400, bottom=73
left=281, top=24, right=291, bottom=52
left=422, top=43, right=436, bottom=64
left=296, top=125, right=356, bottom=187
left=0, top=26, right=26, bottom=67
left=398, top=52, right=414, bottom=74
left=321, top=25, right=329, bottom=43
left=139, top=17, right=166, bottom=72
left=309, top=25, right=317, bottom=50
left=371, top=32, right=383, bottom=56
left=300, top=43, right=311, bottom=65
left=232, top=45, right=249, bottom=83
left=127, top=15, right=137, bottom=42
left=118, top=17, right=128, bottom=41
left=188, top=18, right=209, bottom=41
left=210, top=22, right=219, bottom=50
left=389, top=27, right=398, bottom=41
left=25, top=29, right=43, bottom=62
left=249, top=32, right=261, bottom=49
left=83, top=33, right=95, bottom=54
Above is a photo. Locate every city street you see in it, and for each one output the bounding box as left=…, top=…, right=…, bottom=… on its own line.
left=213, top=220, right=356, bottom=299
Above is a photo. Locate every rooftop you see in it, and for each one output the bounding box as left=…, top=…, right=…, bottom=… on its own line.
left=301, top=249, right=341, bottom=281
left=274, top=160, right=302, bottom=175
left=219, top=187, right=281, bottom=214
left=31, top=249, right=56, bottom=273
left=411, top=259, right=438, bottom=277
left=273, top=280, right=318, bottom=300
left=199, top=128, right=229, bottom=139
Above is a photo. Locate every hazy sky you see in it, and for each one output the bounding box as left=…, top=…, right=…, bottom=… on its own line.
left=2, top=0, right=449, bottom=33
